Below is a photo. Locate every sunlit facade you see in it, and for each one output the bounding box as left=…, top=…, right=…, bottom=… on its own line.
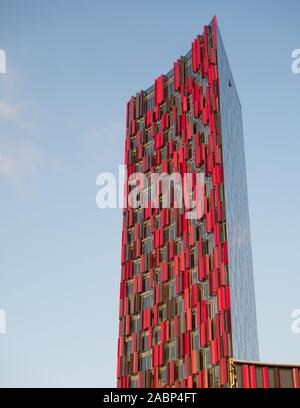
left=116, top=16, right=298, bottom=388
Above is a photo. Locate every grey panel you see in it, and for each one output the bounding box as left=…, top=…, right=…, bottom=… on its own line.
left=217, top=26, right=259, bottom=361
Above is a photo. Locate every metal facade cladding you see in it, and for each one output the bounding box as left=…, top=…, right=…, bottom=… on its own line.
left=234, top=361, right=300, bottom=388
left=117, top=16, right=252, bottom=388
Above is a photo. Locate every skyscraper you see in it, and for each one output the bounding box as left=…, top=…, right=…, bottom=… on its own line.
left=116, top=16, right=299, bottom=388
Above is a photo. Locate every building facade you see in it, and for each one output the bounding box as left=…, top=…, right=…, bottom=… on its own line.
left=117, top=16, right=259, bottom=388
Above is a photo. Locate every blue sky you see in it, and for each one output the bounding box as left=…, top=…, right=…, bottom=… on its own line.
left=0, top=0, right=299, bottom=387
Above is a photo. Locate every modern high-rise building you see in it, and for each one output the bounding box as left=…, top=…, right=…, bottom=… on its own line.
left=117, top=16, right=300, bottom=388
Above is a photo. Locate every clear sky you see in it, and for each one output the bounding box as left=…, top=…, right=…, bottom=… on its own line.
left=0, top=0, right=299, bottom=387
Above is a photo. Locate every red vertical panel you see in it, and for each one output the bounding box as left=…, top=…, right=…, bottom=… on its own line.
left=223, top=241, right=228, bottom=265
left=138, top=371, right=143, bottom=388
left=174, top=59, right=181, bottom=91
left=187, top=375, right=193, bottom=388
left=249, top=365, right=256, bottom=388
left=186, top=308, right=192, bottom=331
left=148, top=327, right=152, bottom=348
left=293, top=368, right=300, bottom=388
left=153, top=367, right=159, bottom=388
left=168, top=361, right=175, bottom=385
left=184, top=354, right=190, bottom=377
left=202, top=369, right=209, bottom=388
left=210, top=339, right=217, bottom=365
left=133, top=351, right=138, bottom=373
left=220, top=358, right=228, bottom=385
left=116, top=357, right=121, bottom=378
left=197, top=371, right=203, bottom=388
left=262, top=367, right=269, bottom=388
left=159, top=343, right=163, bottom=366
left=174, top=315, right=179, bottom=337
left=222, top=334, right=229, bottom=357
left=200, top=322, right=206, bottom=347
left=212, top=15, right=217, bottom=49
left=242, top=365, right=250, bottom=388
left=191, top=350, right=198, bottom=374
left=125, top=315, right=130, bottom=336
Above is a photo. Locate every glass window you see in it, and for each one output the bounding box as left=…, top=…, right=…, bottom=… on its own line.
left=192, top=329, right=200, bottom=350
left=167, top=81, right=174, bottom=97
left=125, top=338, right=132, bottom=354
left=178, top=360, right=184, bottom=381
left=176, top=240, right=183, bottom=255
left=132, top=315, right=141, bottom=332
left=130, top=376, right=138, bottom=388
left=142, top=332, right=150, bottom=353
left=161, top=145, right=168, bottom=160
left=168, top=224, right=176, bottom=241
left=144, top=142, right=154, bottom=157
left=165, top=341, right=177, bottom=362
left=165, top=280, right=175, bottom=300
left=127, top=281, right=134, bottom=297
left=136, top=209, right=144, bottom=223
left=155, top=268, right=161, bottom=284
left=160, top=246, right=167, bottom=262
left=141, top=293, right=153, bottom=310
left=192, top=269, right=199, bottom=284
left=143, top=274, right=150, bottom=292
left=144, top=222, right=151, bottom=238
left=153, top=327, right=161, bottom=345
left=160, top=368, right=167, bottom=387
left=127, top=228, right=134, bottom=243
left=155, top=215, right=161, bottom=229
left=133, top=261, right=141, bottom=275
left=202, top=280, right=209, bottom=300
left=143, top=238, right=153, bottom=254
left=141, top=352, right=152, bottom=372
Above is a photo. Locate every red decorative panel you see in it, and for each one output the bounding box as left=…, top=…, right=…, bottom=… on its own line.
left=235, top=362, right=300, bottom=388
